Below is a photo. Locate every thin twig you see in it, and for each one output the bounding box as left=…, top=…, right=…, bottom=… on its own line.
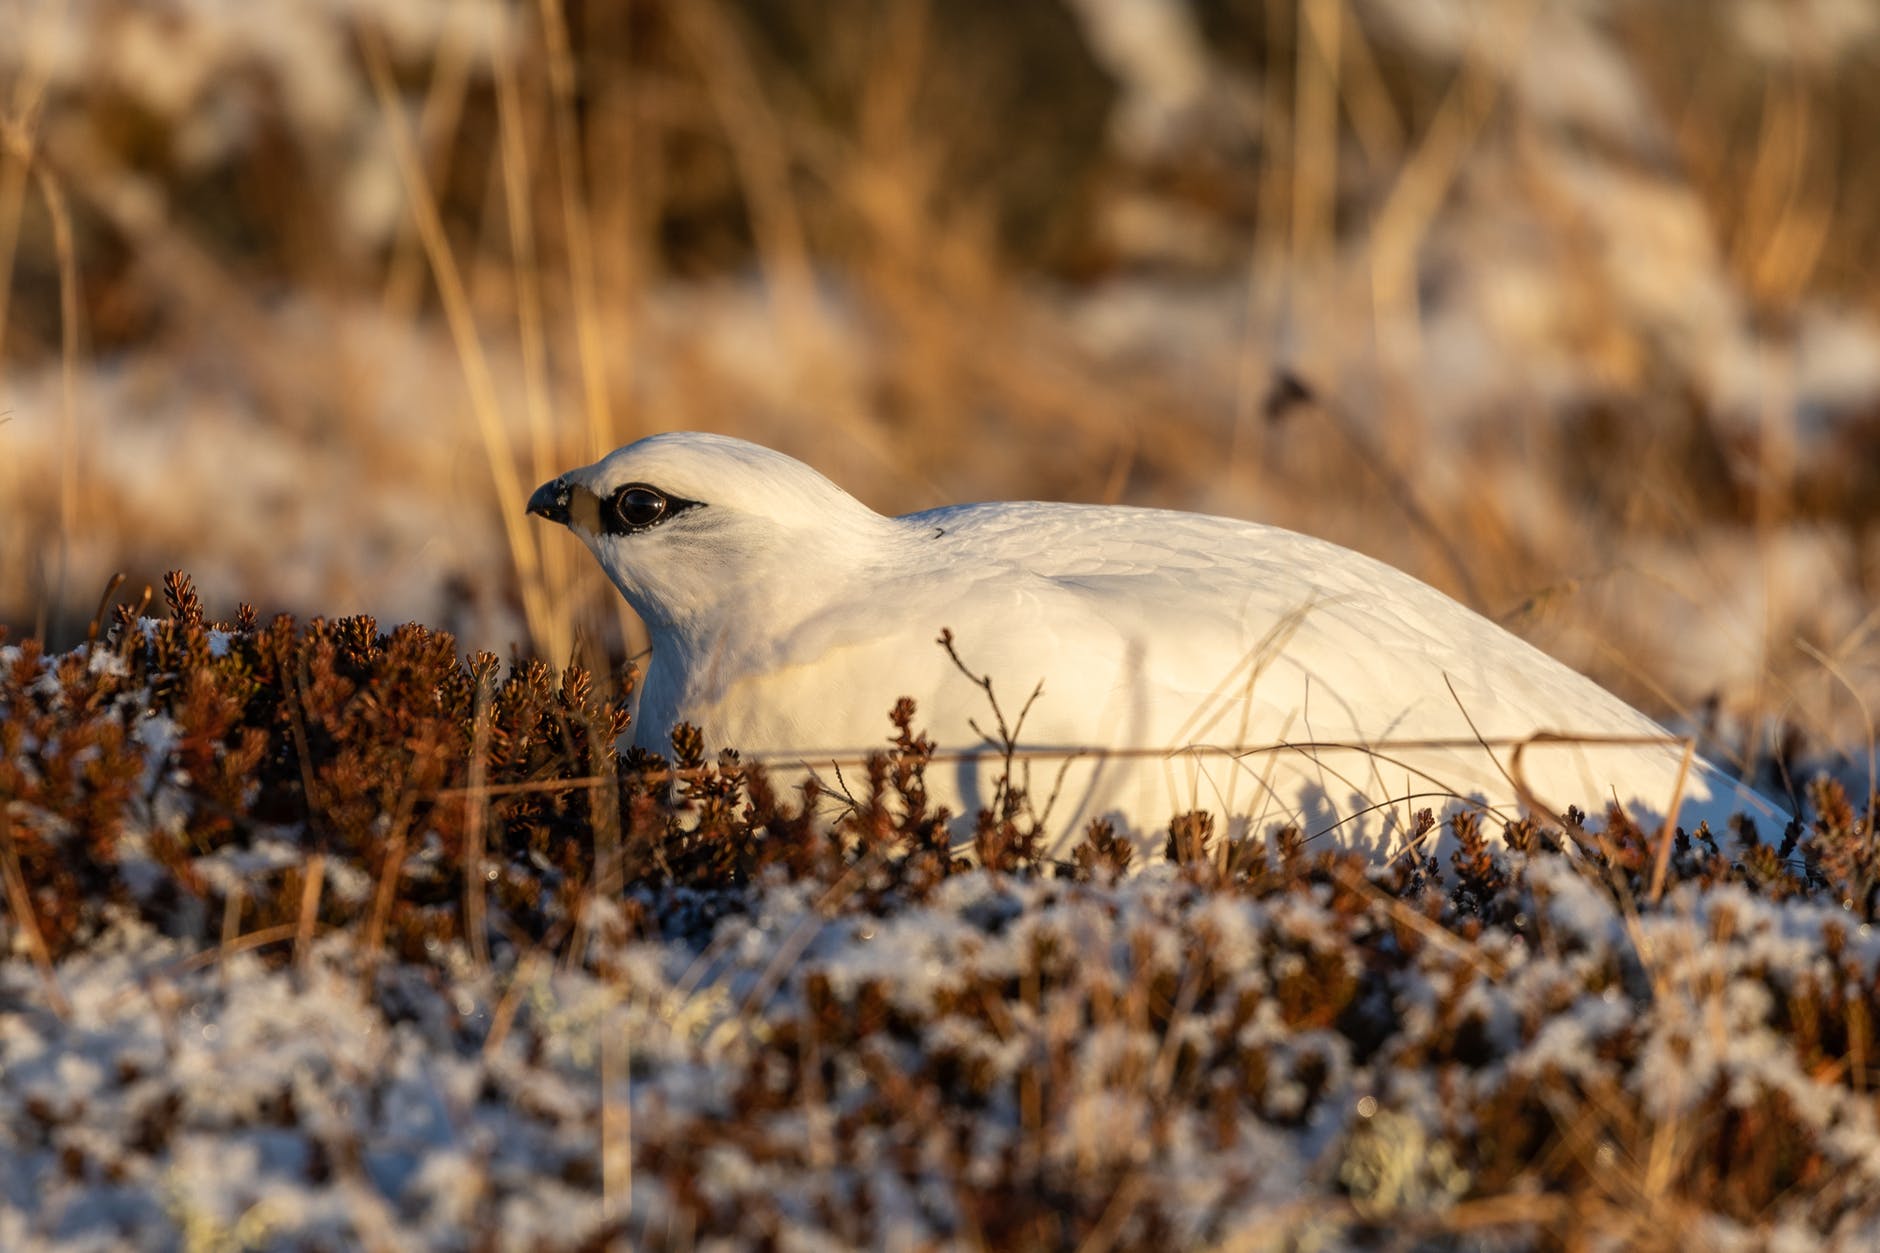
left=1647, top=738, right=1697, bottom=905
left=102, top=923, right=303, bottom=1013
left=0, top=809, right=71, bottom=1018
left=432, top=731, right=1730, bottom=797
left=294, top=852, right=327, bottom=973
left=1333, top=860, right=1508, bottom=980
left=464, top=676, right=495, bottom=970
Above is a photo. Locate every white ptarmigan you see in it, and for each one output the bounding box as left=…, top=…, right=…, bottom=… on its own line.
left=529, top=431, right=1781, bottom=860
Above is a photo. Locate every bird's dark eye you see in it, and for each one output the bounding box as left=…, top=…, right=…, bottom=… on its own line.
left=610, top=485, right=670, bottom=530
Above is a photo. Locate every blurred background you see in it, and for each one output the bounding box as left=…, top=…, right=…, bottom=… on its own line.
left=3, top=0, right=1878, bottom=776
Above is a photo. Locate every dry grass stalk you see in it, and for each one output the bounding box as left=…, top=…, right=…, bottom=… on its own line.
left=0, top=805, right=70, bottom=1018
left=356, top=19, right=561, bottom=658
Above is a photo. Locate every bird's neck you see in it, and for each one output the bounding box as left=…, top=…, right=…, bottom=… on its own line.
left=629, top=516, right=919, bottom=697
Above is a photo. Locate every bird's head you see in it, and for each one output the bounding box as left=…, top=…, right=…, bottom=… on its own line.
left=528, top=431, right=894, bottom=633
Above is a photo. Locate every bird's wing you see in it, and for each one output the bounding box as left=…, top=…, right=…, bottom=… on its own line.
left=897, top=501, right=1676, bottom=745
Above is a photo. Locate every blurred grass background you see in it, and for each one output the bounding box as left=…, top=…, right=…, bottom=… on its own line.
left=2, top=0, right=1878, bottom=774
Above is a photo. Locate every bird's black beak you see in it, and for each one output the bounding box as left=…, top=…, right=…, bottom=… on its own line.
left=528, top=477, right=573, bottom=525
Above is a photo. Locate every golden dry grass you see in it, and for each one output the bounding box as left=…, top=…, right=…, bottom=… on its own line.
left=9, top=12, right=1880, bottom=1248
left=1, top=0, right=1877, bottom=764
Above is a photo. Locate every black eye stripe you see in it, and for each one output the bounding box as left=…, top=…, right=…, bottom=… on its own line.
left=602, top=483, right=704, bottom=535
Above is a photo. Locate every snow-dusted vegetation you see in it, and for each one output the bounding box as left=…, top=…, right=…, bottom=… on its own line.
left=3, top=581, right=1879, bottom=1247
left=7, top=0, right=1880, bottom=1247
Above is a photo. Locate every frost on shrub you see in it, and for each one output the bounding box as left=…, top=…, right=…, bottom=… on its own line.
left=4, top=574, right=1880, bottom=1249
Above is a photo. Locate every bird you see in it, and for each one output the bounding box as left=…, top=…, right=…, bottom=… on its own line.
left=528, top=431, right=1781, bottom=862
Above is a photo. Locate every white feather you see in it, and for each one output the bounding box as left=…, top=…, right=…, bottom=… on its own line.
left=535, top=431, right=1782, bottom=860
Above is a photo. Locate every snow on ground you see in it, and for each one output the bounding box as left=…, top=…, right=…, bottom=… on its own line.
left=6, top=858, right=1880, bottom=1248
left=6, top=611, right=1880, bottom=1247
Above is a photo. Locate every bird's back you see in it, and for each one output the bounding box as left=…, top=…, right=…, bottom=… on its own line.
left=706, top=499, right=1777, bottom=859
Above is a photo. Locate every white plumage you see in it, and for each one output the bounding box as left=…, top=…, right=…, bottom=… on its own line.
left=529, top=431, right=1780, bottom=860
